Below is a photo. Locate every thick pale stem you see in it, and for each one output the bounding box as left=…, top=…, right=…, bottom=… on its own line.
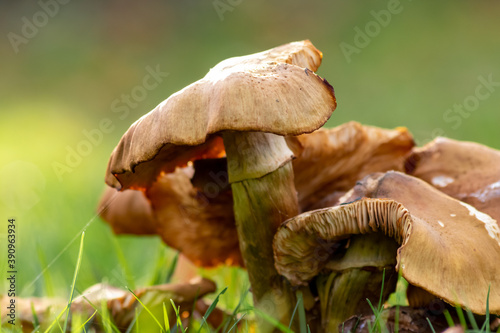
left=317, top=233, right=399, bottom=332
left=223, top=131, right=299, bottom=331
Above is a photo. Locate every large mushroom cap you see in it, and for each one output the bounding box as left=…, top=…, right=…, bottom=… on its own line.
left=405, top=137, right=500, bottom=224
left=289, top=121, right=415, bottom=210
left=274, top=171, right=500, bottom=314
left=106, top=40, right=336, bottom=190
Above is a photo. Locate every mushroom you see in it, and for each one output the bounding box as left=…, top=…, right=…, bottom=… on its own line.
left=104, top=39, right=337, bottom=324
left=1, top=278, right=218, bottom=332
left=289, top=121, right=415, bottom=210
left=99, top=122, right=414, bottom=268
left=405, top=137, right=500, bottom=224
left=274, top=171, right=500, bottom=329
left=315, top=233, right=399, bottom=331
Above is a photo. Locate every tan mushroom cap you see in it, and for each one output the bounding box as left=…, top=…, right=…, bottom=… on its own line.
left=97, top=186, right=157, bottom=235
left=106, top=40, right=336, bottom=190
left=146, top=167, right=242, bottom=267
left=289, top=121, right=414, bottom=210
left=405, top=137, right=500, bottom=224
left=274, top=171, right=500, bottom=314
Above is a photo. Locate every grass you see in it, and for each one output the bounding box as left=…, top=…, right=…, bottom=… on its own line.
left=3, top=233, right=497, bottom=333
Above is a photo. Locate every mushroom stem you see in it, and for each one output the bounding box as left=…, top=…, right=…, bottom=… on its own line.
left=223, top=131, right=298, bottom=329
left=317, top=233, right=398, bottom=331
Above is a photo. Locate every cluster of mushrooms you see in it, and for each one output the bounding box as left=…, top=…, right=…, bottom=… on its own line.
left=98, top=40, right=500, bottom=332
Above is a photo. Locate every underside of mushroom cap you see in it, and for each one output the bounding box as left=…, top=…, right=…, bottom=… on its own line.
left=274, top=198, right=411, bottom=285
left=405, top=137, right=500, bottom=225
left=146, top=167, right=242, bottom=267
left=289, top=121, right=415, bottom=210
left=106, top=40, right=336, bottom=190
left=274, top=171, right=500, bottom=314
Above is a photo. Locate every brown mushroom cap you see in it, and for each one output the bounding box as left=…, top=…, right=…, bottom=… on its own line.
left=98, top=161, right=240, bottom=267
left=289, top=121, right=415, bottom=210
left=97, top=186, right=157, bottom=235
left=274, top=171, right=500, bottom=314
left=146, top=167, right=241, bottom=267
left=105, top=40, right=336, bottom=190
left=405, top=137, right=500, bottom=224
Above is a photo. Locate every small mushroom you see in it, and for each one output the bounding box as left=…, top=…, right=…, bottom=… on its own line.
left=274, top=171, right=500, bottom=327
left=289, top=121, right=415, bottom=210
left=1, top=278, right=218, bottom=332
left=104, top=40, right=337, bottom=325
left=405, top=137, right=500, bottom=224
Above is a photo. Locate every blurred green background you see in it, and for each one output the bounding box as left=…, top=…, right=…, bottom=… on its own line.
left=1, top=0, right=499, bottom=312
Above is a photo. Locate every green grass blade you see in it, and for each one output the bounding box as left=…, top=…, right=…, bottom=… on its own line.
left=222, top=288, right=249, bottom=333
left=198, top=287, right=228, bottom=332
left=112, top=236, right=135, bottom=290
left=63, top=231, right=85, bottom=332
left=426, top=317, right=437, bottom=333
left=127, top=287, right=166, bottom=332
left=366, top=298, right=378, bottom=333
left=378, top=269, right=386, bottom=312
left=443, top=310, right=455, bottom=328
left=74, top=310, right=97, bottom=332
left=254, top=308, right=293, bottom=333
left=77, top=294, right=121, bottom=333
left=484, top=285, right=491, bottom=333
left=43, top=307, right=67, bottom=333
left=455, top=306, right=467, bottom=329
left=30, top=300, right=40, bottom=329
left=135, top=308, right=140, bottom=333
left=226, top=314, right=246, bottom=333
left=170, top=299, right=185, bottom=332
left=466, top=308, right=479, bottom=331
left=288, top=293, right=301, bottom=330
left=297, top=290, right=307, bottom=333
left=163, top=302, right=171, bottom=333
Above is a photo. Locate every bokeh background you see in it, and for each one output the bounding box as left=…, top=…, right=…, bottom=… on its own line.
left=1, top=0, right=499, bottom=314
